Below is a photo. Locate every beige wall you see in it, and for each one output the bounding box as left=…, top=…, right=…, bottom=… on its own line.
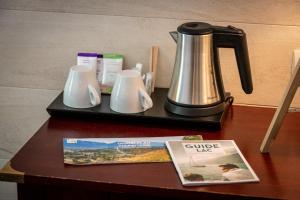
left=0, top=0, right=300, bottom=159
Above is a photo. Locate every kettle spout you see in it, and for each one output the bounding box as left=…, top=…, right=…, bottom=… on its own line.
left=169, top=31, right=178, bottom=43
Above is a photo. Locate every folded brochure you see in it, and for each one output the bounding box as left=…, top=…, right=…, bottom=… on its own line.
left=63, top=135, right=202, bottom=165
left=166, top=140, right=259, bottom=186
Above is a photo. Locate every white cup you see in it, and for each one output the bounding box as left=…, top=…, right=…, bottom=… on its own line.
left=110, top=70, right=153, bottom=113
left=63, top=65, right=101, bottom=108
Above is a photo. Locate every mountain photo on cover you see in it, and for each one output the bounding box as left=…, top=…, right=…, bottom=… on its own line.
left=63, top=136, right=202, bottom=165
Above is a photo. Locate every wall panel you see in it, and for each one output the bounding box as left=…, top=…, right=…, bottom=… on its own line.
left=0, top=86, right=59, bottom=158
left=1, top=0, right=300, bottom=26
left=0, top=10, right=299, bottom=106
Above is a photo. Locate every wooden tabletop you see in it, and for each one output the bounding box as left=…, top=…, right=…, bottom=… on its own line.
left=1, top=105, right=300, bottom=199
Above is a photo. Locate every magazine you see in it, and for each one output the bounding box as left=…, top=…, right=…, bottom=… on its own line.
left=166, top=140, right=259, bottom=186
left=63, top=135, right=202, bottom=165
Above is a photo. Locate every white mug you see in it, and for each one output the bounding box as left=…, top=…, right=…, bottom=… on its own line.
left=110, top=70, right=153, bottom=113
left=63, top=65, right=101, bottom=108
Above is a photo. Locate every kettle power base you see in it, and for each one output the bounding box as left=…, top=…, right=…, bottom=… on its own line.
left=164, top=98, right=230, bottom=117
left=47, top=88, right=232, bottom=130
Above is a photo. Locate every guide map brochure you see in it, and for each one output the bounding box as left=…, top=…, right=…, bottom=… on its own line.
left=63, top=135, right=202, bottom=165
left=166, top=140, right=259, bottom=186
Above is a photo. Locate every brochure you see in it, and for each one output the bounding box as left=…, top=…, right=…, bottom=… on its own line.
left=63, top=135, right=202, bottom=165
left=166, top=140, right=259, bottom=186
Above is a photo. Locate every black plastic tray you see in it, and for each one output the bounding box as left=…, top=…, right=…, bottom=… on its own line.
left=47, top=88, right=231, bottom=129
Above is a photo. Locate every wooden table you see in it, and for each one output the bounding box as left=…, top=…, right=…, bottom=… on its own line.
left=0, top=105, right=299, bottom=199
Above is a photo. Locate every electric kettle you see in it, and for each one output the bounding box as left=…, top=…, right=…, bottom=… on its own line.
left=165, top=22, right=253, bottom=117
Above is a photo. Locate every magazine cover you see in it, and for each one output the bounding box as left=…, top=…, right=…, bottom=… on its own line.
left=63, top=135, right=202, bottom=165
left=166, top=140, right=259, bottom=186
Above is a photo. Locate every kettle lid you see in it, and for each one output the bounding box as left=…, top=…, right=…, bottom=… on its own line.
left=177, top=22, right=212, bottom=35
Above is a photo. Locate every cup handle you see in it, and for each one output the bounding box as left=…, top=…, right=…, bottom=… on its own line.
left=138, top=88, right=153, bottom=111
left=88, top=85, right=101, bottom=106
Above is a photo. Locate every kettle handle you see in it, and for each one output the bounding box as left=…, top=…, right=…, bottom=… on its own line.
left=213, top=25, right=253, bottom=94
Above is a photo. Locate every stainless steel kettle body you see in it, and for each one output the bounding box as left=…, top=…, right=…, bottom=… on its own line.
left=168, top=32, right=221, bottom=106
left=165, top=22, right=253, bottom=117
